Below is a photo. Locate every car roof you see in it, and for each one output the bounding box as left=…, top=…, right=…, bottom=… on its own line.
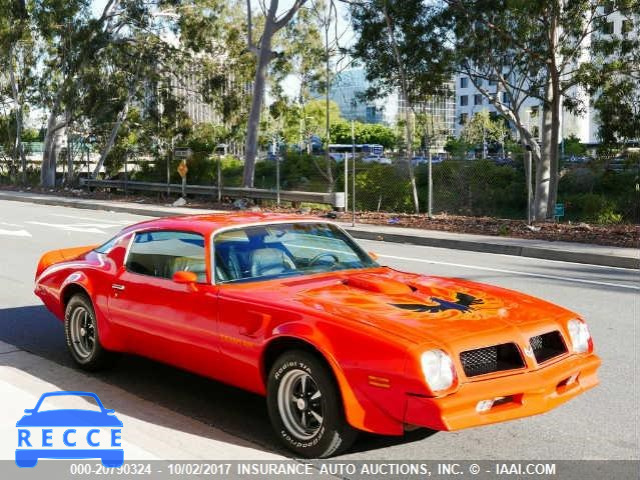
left=121, top=212, right=328, bottom=237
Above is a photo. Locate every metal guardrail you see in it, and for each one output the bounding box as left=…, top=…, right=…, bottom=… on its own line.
left=80, top=178, right=341, bottom=207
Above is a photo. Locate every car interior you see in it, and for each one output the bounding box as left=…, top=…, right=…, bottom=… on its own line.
left=215, top=240, right=297, bottom=282
left=126, top=233, right=208, bottom=283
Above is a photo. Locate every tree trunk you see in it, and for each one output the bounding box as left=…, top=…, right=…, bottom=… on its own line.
left=535, top=79, right=554, bottom=221
left=382, top=1, right=419, bottom=213
left=548, top=85, right=561, bottom=216
left=324, top=20, right=334, bottom=193
left=8, top=48, right=27, bottom=185
left=243, top=0, right=306, bottom=187
left=92, top=98, right=131, bottom=178
left=547, top=8, right=561, bottom=217
left=243, top=3, right=277, bottom=188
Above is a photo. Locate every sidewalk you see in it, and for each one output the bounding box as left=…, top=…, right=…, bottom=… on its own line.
left=0, top=340, right=283, bottom=460
left=0, top=189, right=637, bottom=269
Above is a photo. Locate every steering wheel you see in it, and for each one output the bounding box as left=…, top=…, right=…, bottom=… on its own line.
left=309, top=252, right=340, bottom=267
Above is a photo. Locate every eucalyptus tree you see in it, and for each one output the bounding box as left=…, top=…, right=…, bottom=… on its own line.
left=431, top=0, right=638, bottom=219
left=0, top=0, right=33, bottom=184
left=578, top=3, right=640, bottom=148
left=350, top=0, right=453, bottom=213
left=31, top=0, right=166, bottom=187
left=461, top=110, right=509, bottom=156
left=352, top=0, right=637, bottom=219
left=243, top=0, right=308, bottom=187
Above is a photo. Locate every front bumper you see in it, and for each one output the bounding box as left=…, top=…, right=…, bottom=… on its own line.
left=404, top=353, right=600, bottom=431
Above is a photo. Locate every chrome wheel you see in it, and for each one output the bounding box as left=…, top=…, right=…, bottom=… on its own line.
left=277, top=369, right=324, bottom=440
left=69, top=306, right=95, bottom=359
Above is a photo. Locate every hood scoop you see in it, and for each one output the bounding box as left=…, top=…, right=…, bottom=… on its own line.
left=343, top=273, right=414, bottom=295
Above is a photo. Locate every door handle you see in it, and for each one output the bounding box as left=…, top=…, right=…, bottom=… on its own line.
left=111, top=283, right=125, bottom=291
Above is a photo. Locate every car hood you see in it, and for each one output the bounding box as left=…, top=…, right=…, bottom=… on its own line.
left=16, top=410, right=123, bottom=427
left=288, top=268, right=575, bottom=349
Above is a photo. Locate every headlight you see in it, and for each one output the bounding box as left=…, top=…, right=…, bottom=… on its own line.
left=421, top=349, right=456, bottom=392
left=567, top=319, right=593, bottom=353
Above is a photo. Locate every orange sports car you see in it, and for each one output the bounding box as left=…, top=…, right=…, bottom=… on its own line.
left=34, top=213, right=600, bottom=457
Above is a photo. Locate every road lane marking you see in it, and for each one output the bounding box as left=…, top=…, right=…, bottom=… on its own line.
left=50, top=213, right=135, bottom=224
left=357, top=238, right=637, bottom=272
left=25, top=221, right=105, bottom=234
left=0, top=229, right=31, bottom=237
left=379, top=254, right=640, bottom=291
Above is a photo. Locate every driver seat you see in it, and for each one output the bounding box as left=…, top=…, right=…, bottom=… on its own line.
left=249, top=248, right=295, bottom=278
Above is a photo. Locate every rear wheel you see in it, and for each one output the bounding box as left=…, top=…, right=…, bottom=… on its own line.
left=267, top=350, right=357, bottom=458
left=64, top=293, right=112, bottom=370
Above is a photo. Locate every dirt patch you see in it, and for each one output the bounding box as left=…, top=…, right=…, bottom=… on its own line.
left=3, top=185, right=638, bottom=249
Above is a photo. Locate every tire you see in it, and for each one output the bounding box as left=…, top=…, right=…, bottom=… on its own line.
left=267, top=350, right=357, bottom=458
left=64, top=293, right=113, bottom=371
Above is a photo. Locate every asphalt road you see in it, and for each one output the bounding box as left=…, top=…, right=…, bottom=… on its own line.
left=0, top=200, right=638, bottom=462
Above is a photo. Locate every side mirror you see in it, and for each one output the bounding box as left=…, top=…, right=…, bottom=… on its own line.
left=173, top=271, right=198, bottom=284
left=368, top=251, right=379, bottom=261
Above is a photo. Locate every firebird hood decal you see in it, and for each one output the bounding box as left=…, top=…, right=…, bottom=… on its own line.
left=390, top=293, right=484, bottom=313
left=287, top=268, right=571, bottom=344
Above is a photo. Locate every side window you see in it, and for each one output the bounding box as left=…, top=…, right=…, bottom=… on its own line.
left=126, top=231, right=207, bottom=282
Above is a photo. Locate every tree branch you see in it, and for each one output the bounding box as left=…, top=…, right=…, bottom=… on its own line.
left=274, top=0, right=308, bottom=31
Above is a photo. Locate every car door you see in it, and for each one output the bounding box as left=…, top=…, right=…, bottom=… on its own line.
left=107, top=229, right=221, bottom=376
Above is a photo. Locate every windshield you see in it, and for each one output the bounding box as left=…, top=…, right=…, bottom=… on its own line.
left=214, top=222, right=377, bottom=283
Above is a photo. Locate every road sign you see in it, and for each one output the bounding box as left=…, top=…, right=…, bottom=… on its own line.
left=174, top=147, right=192, bottom=158
left=554, top=203, right=565, bottom=218
left=177, top=160, right=188, bottom=178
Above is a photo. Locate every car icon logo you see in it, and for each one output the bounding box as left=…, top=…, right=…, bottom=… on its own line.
left=15, top=391, right=123, bottom=468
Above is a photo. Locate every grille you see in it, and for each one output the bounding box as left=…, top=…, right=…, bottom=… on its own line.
left=460, top=343, right=525, bottom=377
left=530, top=331, right=567, bottom=363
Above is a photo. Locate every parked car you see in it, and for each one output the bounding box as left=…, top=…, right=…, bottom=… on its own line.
left=412, top=156, right=444, bottom=165
left=494, top=157, right=515, bottom=166
left=35, top=214, right=600, bottom=458
left=563, top=155, right=592, bottom=165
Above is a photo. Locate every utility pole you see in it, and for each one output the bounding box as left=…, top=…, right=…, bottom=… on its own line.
left=167, top=137, right=172, bottom=196
left=351, top=120, right=356, bottom=227
left=525, top=149, right=532, bottom=224
left=274, top=135, right=281, bottom=207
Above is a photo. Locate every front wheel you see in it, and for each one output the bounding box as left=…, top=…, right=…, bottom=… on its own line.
left=64, top=293, right=113, bottom=371
left=267, top=351, right=357, bottom=458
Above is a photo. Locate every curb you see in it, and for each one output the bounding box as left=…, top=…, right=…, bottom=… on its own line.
left=342, top=229, right=639, bottom=270
left=1, top=191, right=637, bottom=270
left=0, top=192, right=195, bottom=218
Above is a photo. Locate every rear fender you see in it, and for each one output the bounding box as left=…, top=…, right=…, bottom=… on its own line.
left=58, top=273, right=122, bottom=351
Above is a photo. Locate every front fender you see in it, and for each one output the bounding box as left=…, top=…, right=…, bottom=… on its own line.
left=270, top=322, right=408, bottom=435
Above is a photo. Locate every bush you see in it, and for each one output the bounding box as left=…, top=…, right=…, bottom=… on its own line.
left=558, top=166, right=638, bottom=223
left=419, top=160, right=526, bottom=218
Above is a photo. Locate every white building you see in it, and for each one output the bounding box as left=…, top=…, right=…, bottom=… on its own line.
left=454, top=7, right=638, bottom=147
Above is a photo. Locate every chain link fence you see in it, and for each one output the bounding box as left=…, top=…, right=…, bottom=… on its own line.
left=1, top=146, right=638, bottom=224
